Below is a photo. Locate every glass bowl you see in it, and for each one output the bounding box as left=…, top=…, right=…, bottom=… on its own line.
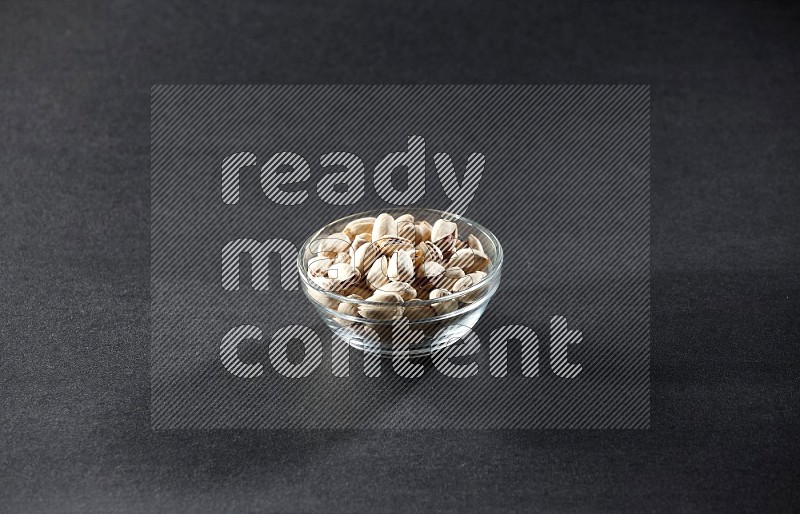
left=297, top=208, right=503, bottom=357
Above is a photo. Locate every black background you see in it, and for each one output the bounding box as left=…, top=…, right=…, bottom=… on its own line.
left=1, top=0, right=798, bottom=512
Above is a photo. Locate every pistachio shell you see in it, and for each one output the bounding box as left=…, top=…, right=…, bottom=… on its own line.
left=308, top=276, right=339, bottom=309
left=429, top=288, right=458, bottom=315
left=431, top=219, right=458, bottom=242
left=376, top=281, right=417, bottom=301
left=342, top=285, right=373, bottom=298
left=372, top=213, right=397, bottom=240
left=335, top=294, right=364, bottom=325
left=451, top=275, right=476, bottom=292
left=432, top=266, right=465, bottom=291
left=368, top=291, right=405, bottom=303
left=352, top=242, right=380, bottom=275
left=466, top=234, right=484, bottom=253
left=357, top=307, right=403, bottom=321
left=351, top=233, right=371, bottom=252
left=336, top=293, right=363, bottom=318
left=417, top=260, right=446, bottom=278
left=451, top=271, right=488, bottom=303
left=447, top=247, right=490, bottom=273
left=366, top=256, right=390, bottom=290
left=343, top=217, right=376, bottom=239
left=307, top=257, right=334, bottom=277
left=373, top=235, right=415, bottom=256
left=334, top=251, right=352, bottom=264
left=358, top=291, right=404, bottom=320
left=414, top=221, right=432, bottom=244
left=327, top=262, right=360, bottom=283
left=312, top=232, right=351, bottom=254
left=415, top=261, right=446, bottom=291
left=404, top=304, right=437, bottom=320
left=413, top=241, right=444, bottom=268
left=311, top=275, right=335, bottom=290
left=388, top=250, right=415, bottom=283
left=396, top=214, right=416, bottom=241
left=467, top=271, right=487, bottom=283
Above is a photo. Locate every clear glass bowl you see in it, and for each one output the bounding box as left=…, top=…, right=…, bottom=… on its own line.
left=297, top=208, right=503, bottom=357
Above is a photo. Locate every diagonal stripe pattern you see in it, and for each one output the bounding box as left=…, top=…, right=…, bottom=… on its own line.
left=151, top=85, right=649, bottom=429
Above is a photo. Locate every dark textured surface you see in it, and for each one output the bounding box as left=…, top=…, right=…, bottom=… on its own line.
left=1, top=0, right=798, bottom=512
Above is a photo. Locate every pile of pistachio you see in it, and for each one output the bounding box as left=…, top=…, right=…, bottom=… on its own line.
left=306, top=213, right=491, bottom=321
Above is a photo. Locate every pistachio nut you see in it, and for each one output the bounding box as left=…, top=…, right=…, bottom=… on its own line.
left=432, top=266, right=465, bottom=291
left=396, top=214, right=416, bottom=241
left=357, top=291, right=404, bottom=320
left=451, top=274, right=477, bottom=293
left=343, top=217, right=376, bottom=239
left=467, top=270, right=487, bottom=283
left=336, top=293, right=364, bottom=321
left=307, top=257, right=334, bottom=277
left=437, top=241, right=456, bottom=259
left=371, top=212, right=397, bottom=241
left=365, top=255, right=390, bottom=290
left=412, top=240, right=444, bottom=268
left=333, top=251, right=352, bottom=265
left=369, top=291, right=405, bottom=303
left=326, top=262, right=361, bottom=287
left=351, top=233, right=372, bottom=251
left=415, top=260, right=446, bottom=291
left=335, top=294, right=364, bottom=326
left=311, top=275, right=335, bottom=290
left=403, top=304, right=437, bottom=321
left=312, top=232, right=351, bottom=254
left=431, top=219, right=458, bottom=243
left=451, top=271, right=488, bottom=303
left=429, top=288, right=458, bottom=315
left=342, top=285, right=373, bottom=299
left=352, top=241, right=380, bottom=275
left=308, top=276, right=339, bottom=310
left=447, top=247, right=490, bottom=274
left=373, top=235, right=415, bottom=256
left=414, top=220, right=432, bottom=244
left=388, top=250, right=415, bottom=283
left=376, top=280, right=417, bottom=301
left=466, top=234, right=484, bottom=253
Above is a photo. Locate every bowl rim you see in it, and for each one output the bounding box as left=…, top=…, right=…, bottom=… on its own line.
left=296, top=208, right=504, bottom=307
